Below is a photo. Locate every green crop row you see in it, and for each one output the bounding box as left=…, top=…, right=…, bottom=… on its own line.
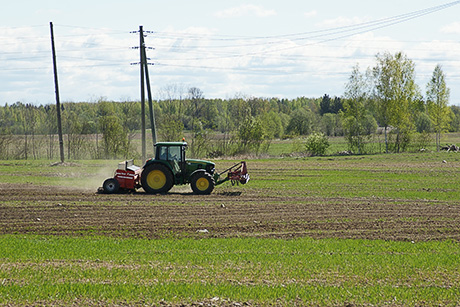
left=1, top=235, right=459, bottom=306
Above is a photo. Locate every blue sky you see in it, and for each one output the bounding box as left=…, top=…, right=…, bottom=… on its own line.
left=1, top=0, right=460, bottom=105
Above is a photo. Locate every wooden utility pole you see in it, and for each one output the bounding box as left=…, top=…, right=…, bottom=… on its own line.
left=141, top=35, right=157, bottom=146
left=50, top=22, right=65, bottom=163
left=139, top=26, right=156, bottom=161
left=139, top=26, right=146, bottom=162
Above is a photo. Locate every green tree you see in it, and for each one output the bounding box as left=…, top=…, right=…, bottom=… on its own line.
left=120, top=101, right=141, bottom=155
left=343, top=64, right=369, bottom=154
left=426, top=64, right=451, bottom=151
left=286, top=108, right=313, bottom=136
left=372, top=52, right=420, bottom=152
left=187, top=87, right=209, bottom=157
left=415, top=112, right=432, bottom=133
left=0, top=104, right=13, bottom=159
left=248, top=97, right=270, bottom=117
left=99, top=115, right=128, bottom=158
left=43, top=105, right=57, bottom=159
left=331, top=97, right=343, bottom=114
left=16, top=103, right=40, bottom=160
left=319, top=94, right=331, bottom=115
left=321, top=113, right=342, bottom=136
left=97, top=101, right=128, bottom=158
left=229, top=97, right=251, bottom=128
left=63, top=107, right=85, bottom=160
left=449, top=106, right=460, bottom=132
left=237, top=116, right=266, bottom=153
left=159, top=114, right=184, bottom=142
left=261, top=111, right=284, bottom=139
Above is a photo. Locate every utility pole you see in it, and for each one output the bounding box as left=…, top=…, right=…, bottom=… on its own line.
left=139, top=26, right=146, bottom=162
left=136, top=26, right=156, bottom=161
left=50, top=21, right=65, bottom=163
left=140, top=33, right=157, bottom=146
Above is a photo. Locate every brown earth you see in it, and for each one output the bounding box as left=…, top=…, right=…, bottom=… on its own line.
left=1, top=183, right=459, bottom=241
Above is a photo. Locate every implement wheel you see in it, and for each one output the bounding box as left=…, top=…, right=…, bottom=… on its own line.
left=191, top=172, right=215, bottom=195
left=141, top=164, right=173, bottom=194
left=103, top=178, right=119, bottom=194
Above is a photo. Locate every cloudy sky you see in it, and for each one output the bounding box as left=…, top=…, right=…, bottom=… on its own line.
left=1, top=0, right=460, bottom=105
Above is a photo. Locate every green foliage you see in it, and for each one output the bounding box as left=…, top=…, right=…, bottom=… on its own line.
left=305, top=132, right=329, bottom=156
left=449, top=106, right=460, bottom=132
left=99, top=115, right=128, bottom=158
left=237, top=116, right=266, bottom=154
left=120, top=101, right=141, bottom=134
left=413, top=131, right=433, bottom=151
left=260, top=111, right=284, bottom=139
left=189, top=123, right=210, bottom=158
left=286, top=108, right=314, bottom=136
left=320, top=94, right=343, bottom=115
left=415, top=112, right=433, bottom=133
left=363, top=113, right=378, bottom=135
left=0, top=70, right=458, bottom=160
left=372, top=52, right=420, bottom=152
left=158, top=114, right=184, bottom=142
left=426, top=64, right=452, bottom=151
left=341, top=63, right=376, bottom=154
left=319, top=94, right=332, bottom=115
left=321, top=113, right=342, bottom=137
left=63, top=108, right=85, bottom=159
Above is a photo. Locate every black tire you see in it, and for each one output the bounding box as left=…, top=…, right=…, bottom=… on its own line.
left=103, top=178, right=119, bottom=194
left=141, top=164, right=174, bottom=194
left=191, top=172, right=215, bottom=195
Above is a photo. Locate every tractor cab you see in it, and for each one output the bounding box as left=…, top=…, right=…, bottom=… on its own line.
left=154, top=142, right=187, bottom=178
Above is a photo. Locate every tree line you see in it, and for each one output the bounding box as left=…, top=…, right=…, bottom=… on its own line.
left=0, top=51, right=457, bottom=160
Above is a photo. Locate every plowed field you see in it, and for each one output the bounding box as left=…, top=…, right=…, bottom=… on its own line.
left=1, top=181, right=459, bottom=241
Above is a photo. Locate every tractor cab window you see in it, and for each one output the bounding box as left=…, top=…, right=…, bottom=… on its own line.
left=168, top=146, right=181, bottom=162
left=158, top=146, right=168, bottom=160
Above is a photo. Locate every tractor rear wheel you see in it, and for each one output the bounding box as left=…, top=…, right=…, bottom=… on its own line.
left=191, top=172, right=215, bottom=195
left=103, top=178, right=119, bottom=194
left=141, top=164, right=174, bottom=194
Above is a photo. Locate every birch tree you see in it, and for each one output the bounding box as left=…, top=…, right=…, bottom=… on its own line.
left=426, top=64, right=451, bottom=151
left=343, top=64, right=369, bottom=154
left=372, top=52, right=419, bottom=152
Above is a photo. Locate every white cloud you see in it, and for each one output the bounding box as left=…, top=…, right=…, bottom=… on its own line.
left=304, top=10, right=317, bottom=18
left=34, top=8, right=61, bottom=16
left=2, top=20, right=460, bottom=104
left=316, top=16, right=372, bottom=28
left=441, top=22, right=460, bottom=34
left=214, top=5, right=276, bottom=18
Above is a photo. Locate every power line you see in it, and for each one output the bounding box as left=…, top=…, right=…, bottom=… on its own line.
left=155, top=1, right=460, bottom=42
left=53, top=23, right=128, bottom=35
left=151, top=1, right=460, bottom=61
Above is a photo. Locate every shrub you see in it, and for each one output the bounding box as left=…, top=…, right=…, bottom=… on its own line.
left=305, top=132, right=329, bottom=156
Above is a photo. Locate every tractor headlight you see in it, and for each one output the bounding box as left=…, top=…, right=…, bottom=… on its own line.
left=206, top=165, right=215, bottom=174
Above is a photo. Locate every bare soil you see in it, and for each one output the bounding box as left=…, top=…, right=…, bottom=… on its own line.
left=1, top=183, right=459, bottom=241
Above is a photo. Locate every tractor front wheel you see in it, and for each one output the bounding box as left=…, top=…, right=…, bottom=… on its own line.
left=141, top=164, right=174, bottom=194
left=191, top=172, right=215, bottom=195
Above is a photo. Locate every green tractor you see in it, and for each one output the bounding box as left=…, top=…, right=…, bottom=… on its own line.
left=101, top=141, right=249, bottom=195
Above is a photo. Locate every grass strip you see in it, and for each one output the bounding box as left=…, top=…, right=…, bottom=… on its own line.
left=1, top=235, right=459, bottom=306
